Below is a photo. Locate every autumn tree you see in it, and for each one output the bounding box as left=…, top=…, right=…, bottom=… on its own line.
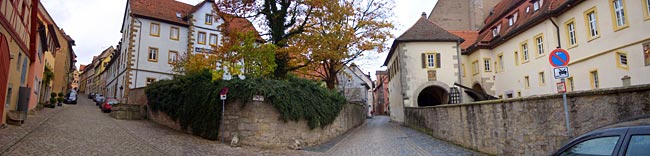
left=216, top=0, right=317, bottom=79
left=299, top=0, right=394, bottom=89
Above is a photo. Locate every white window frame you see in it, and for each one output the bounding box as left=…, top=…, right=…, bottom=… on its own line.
left=426, top=53, right=436, bottom=68
left=567, top=22, right=577, bottom=46
left=522, top=43, right=529, bottom=61
left=613, top=0, right=626, bottom=27
left=586, top=11, right=599, bottom=38
left=483, top=58, right=491, bottom=72
left=209, top=34, right=218, bottom=46
left=536, top=35, right=544, bottom=55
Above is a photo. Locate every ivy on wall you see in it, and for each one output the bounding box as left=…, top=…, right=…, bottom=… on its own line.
left=146, top=70, right=346, bottom=140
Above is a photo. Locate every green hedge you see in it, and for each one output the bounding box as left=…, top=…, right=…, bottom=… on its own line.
left=146, top=70, right=221, bottom=140
left=145, top=70, right=346, bottom=140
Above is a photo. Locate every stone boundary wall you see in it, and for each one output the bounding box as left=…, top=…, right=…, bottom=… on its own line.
left=405, top=84, right=650, bottom=156
left=220, top=101, right=365, bottom=148
left=147, top=101, right=366, bottom=148
left=110, top=104, right=146, bottom=120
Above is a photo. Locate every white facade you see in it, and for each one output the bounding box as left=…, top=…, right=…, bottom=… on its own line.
left=190, top=2, right=223, bottom=54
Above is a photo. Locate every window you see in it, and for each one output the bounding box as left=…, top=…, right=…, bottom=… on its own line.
left=170, top=27, right=179, bottom=40
left=565, top=19, right=578, bottom=47
left=625, top=135, right=650, bottom=156
left=168, top=51, right=178, bottom=64
left=20, top=57, right=27, bottom=85
left=616, top=51, right=628, bottom=69
left=539, top=72, right=545, bottom=86
left=150, top=23, right=160, bottom=37
left=492, top=24, right=501, bottom=37
left=472, top=60, right=479, bottom=75
left=524, top=76, right=530, bottom=88
left=560, top=136, right=619, bottom=156
left=521, top=42, right=529, bottom=62
left=534, top=34, right=544, bottom=56
left=514, top=51, right=520, bottom=65
left=148, top=47, right=158, bottom=62
left=483, top=58, right=491, bottom=72
left=6, top=86, right=12, bottom=106
left=209, top=34, right=218, bottom=46
left=533, top=0, right=541, bottom=11
left=17, top=53, right=21, bottom=70
left=584, top=8, right=600, bottom=40
left=205, top=14, right=214, bottom=25
left=198, top=32, right=206, bottom=45
left=610, top=0, right=628, bottom=30
left=567, top=77, right=574, bottom=92
left=508, top=16, right=515, bottom=26
left=422, top=53, right=439, bottom=68
left=146, top=78, right=156, bottom=86
left=497, top=54, right=504, bottom=72
left=590, top=70, right=599, bottom=89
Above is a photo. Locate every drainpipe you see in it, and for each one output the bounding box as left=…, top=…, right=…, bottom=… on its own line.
left=549, top=18, right=562, bottom=48
left=456, top=39, right=463, bottom=103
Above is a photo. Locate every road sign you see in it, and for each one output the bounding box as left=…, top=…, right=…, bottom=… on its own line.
left=220, top=87, right=229, bottom=100
left=549, top=48, right=571, bottom=67
left=557, top=82, right=566, bottom=93
left=553, top=66, right=570, bottom=79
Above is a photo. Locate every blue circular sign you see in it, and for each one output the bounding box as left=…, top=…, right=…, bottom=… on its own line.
left=549, top=48, right=570, bottom=67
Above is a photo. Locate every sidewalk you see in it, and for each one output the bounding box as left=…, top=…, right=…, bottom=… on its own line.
left=0, top=105, right=67, bottom=153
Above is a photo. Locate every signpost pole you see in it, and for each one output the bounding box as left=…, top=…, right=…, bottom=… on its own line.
left=221, top=99, right=225, bottom=144
left=561, top=78, right=571, bottom=137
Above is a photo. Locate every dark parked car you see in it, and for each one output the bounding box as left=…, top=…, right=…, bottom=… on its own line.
left=100, top=98, right=118, bottom=113
left=88, top=93, right=95, bottom=99
left=94, top=94, right=105, bottom=106
left=552, top=125, right=650, bottom=156
left=63, top=91, right=77, bottom=104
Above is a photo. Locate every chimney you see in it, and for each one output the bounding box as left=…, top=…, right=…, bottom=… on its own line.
left=421, top=12, right=427, bottom=18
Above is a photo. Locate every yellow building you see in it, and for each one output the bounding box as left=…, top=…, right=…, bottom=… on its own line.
left=457, top=0, right=650, bottom=99
left=93, top=46, right=114, bottom=95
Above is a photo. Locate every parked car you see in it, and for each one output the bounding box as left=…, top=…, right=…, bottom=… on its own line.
left=100, top=98, right=118, bottom=113
left=63, top=91, right=77, bottom=104
left=94, top=94, right=105, bottom=106
left=88, top=93, right=95, bottom=99
left=552, top=125, right=650, bottom=156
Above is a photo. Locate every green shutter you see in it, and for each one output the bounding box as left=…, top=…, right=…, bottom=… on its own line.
left=436, top=53, right=441, bottom=68
left=421, top=53, right=426, bottom=68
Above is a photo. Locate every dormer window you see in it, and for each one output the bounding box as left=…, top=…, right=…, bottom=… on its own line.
left=508, top=12, right=518, bottom=26
left=205, top=14, right=214, bottom=25
left=492, top=24, right=501, bottom=37
left=532, top=0, right=542, bottom=11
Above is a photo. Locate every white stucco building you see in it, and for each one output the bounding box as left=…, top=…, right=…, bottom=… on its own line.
left=106, top=0, right=255, bottom=102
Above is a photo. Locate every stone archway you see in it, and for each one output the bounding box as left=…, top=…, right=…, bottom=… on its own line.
left=413, top=81, right=450, bottom=107
left=472, top=83, right=486, bottom=95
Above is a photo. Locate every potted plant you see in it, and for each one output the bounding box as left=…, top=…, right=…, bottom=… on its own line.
left=48, top=93, right=57, bottom=108
left=57, top=92, right=64, bottom=106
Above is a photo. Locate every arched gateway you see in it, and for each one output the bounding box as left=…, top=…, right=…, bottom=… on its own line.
left=413, top=81, right=450, bottom=107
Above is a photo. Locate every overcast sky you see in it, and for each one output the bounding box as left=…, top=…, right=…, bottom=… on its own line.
left=41, top=0, right=438, bottom=80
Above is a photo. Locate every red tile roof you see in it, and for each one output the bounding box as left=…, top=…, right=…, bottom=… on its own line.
left=79, top=65, right=86, bottom=71
left=464, top=0, right=584, bottom=54
left=449, top=31, right=478, bottom=50
left=129, top=0, right=259, bottom=38
left=130, top=0, right=193, bottom=25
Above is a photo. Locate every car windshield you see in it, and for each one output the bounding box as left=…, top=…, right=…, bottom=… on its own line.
left=107, top=100, right=119, bottom=105
left=70, top=92, right=76, bottom=96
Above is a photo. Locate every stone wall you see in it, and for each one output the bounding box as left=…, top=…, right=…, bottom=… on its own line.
left=404, top=84, right=650, bottom=156
left=110, top=104, right=145, bottom=120
left=220, top=101, right=365, bottom=148
left=147, top=101, right=366, bottom=148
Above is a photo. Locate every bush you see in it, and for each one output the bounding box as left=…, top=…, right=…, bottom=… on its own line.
left=58, top=92, right=64, bottom=97
left=220, top=76, right=346, bottom=129
left=146, top=70, right=346, bottom=140
left=146, top=70, right=222, bottom=140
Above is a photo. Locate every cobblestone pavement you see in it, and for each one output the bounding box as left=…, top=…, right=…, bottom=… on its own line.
left=311, top=116, right=485, bottom=156
left=0, top=95, right=316, bottom=156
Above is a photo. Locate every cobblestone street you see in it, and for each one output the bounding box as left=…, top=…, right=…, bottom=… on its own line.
left=0, top=96, right=316, bottom=156
left=310, top=116, right=485, bottom=156
left=0, top=95, right=485, bottom=156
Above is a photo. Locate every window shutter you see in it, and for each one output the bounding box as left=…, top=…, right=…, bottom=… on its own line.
left=421, top=53, right=426, bottom=68
left=436, top=53, right=441, bottom=68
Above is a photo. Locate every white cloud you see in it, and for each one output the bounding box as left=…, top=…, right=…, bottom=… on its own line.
left=41, top=0, right=438, bottom=80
